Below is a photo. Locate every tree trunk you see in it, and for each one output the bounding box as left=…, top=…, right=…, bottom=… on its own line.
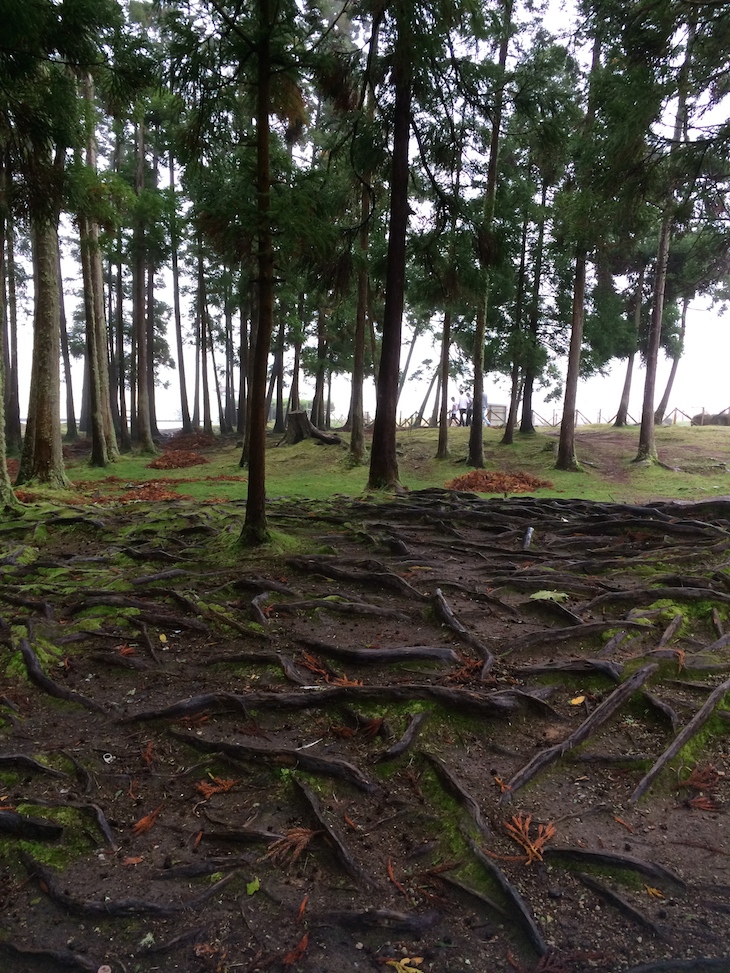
left=272, top=317, right=286, bottom=433
left=83, top=75, right=118, bottom=462
left=635, top=213, right=671, bottom=462
left=654, top=295, right=688, bottom=425
left=435, top=309, right=452, bottom=459
left=635, top=26, right=692, bottom=461
left=285, top=410, right=342, bottom=445
left=199, top=257, right=213, bottom=436
left=310, top=311, right=327, bottom=430
left=555, top=249, right=587, bottom=471
left=349, top=183, right=370, bottom=464
left=114, top=245, right=131, bottom=451
left=614, top=352, right=635, bottom=428
left=58, top=248, right=78, bottom=443
left=133, top=120, right=156, bottom=454
left=16, top=217, right=69, bottom=488
left=468, top=0, right=512, bottom=468
left=146, top=259, right=159, bottom=438
left=0, top=197, right=18, bottom=508
left=415, top=366, right=437, bottom=427
left=169, top=149, right=192, bottom=433
left=396, top=320, right=421, bottom=410
left=241, top=0, right=275, bottom=544
left=79, top=211, right=108, bottom=467
left=501, top=203, right=529, bottom=446
left=4, top=215, right=22, bottom=453
left=520, top=179, right=548, bottom=435
left=615, top=268, right=643, bottom=428
left=367, top=1, right=412, bottom=491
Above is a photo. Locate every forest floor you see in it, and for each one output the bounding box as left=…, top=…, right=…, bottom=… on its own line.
left=2, top=430, right=730, bottom=973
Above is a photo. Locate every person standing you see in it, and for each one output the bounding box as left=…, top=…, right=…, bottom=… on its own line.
left=458, top=390, right=469, bottom=426
left=450, top=397, right=459, bottom=426
left=466, top=393, right=473, bottom=427
left=482, top=389, right=491, bottom=426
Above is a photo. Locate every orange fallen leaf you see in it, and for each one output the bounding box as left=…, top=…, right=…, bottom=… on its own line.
left=122, top=856, right=144, bottom=866
left=297, top=894, right=308, bottom=923
left=141, top=741, right=154, bottom=765
left=614, top=816, right=635, bottom=834
left=195, top=776, right=240, bottom=800
left=282, top=932, right=309, bottom=967
left=132, top=802, right=164, bottom=836
left=387, top=857, right=408, bottom=898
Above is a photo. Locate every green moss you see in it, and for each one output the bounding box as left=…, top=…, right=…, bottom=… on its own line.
left=0, top=804, right=97, bottom=870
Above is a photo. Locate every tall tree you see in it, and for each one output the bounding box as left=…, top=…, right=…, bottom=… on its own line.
left=367, top=0, right=412, bottom=491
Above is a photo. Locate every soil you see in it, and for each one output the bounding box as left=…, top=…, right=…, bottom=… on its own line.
left=3, top=439, right=730, bottom=973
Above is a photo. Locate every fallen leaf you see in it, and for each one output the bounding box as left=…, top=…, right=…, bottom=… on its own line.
left=246, top=877, right=260, bottom=895
left=282, top=932, right=309, bottom=967
left=297, top=894, right=308, bottom=923
left=122, top=856, right=144, bottom=866
left=387, top=856, right=409, bottom=897
left=614, top=816, right=635, bottom=834
left=530, top=589, right=569, bottom=603
left=644, top=885, right=664, bottom=898
left=570, top=696, right=586, bottom=705
left=132, top=802, right=163, bottom=836
left=386, top=960, right=423, bottom=973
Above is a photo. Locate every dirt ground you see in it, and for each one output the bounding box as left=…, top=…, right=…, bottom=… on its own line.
left=3, top=437, right=730, bottom=973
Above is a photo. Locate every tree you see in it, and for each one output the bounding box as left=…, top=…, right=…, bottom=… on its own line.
left=367, top=0, right=412, bottom=491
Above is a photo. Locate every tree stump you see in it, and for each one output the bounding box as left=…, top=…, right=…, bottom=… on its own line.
left=284, top=411, right=343, bottom=445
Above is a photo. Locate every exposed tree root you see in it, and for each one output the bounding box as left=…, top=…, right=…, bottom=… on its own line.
left=21, top=852, right=238, bottom=915
left=0, top=810, right=63, bottom=840
left=0, top=753, right=68, bottom=778
left=169, top=728, right=377, bottom=792
left=468, top=836, right=548, bottom=956
left=128, top=684, right=520, bottom=724
left=541, top=847, right=685, bottom=887
left=18, top=638, right=106, bottom=712
left=298, top=635, right=460, bottom=664
left=577, top=872, right=665, bottom=938
left=433, top=588, right=495, bottom=676
left=0, top=942, right=99, bottom=971
left=502, top=664, right=658, bottom=801
left=629, top=674, right=730, bottom=804
left=422, top=751, right=490, bottom=834
left=310, top=907, right=441, bottom=935
left=292, top=776, right=374, bottom=885
left=376, top=712, right=430, bottom=762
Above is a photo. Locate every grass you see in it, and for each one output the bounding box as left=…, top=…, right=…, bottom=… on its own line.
left=18, top=422, right=730, bottom=506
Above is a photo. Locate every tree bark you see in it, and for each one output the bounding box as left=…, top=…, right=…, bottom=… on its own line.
left=169, top=147, right=192, bottom=433
left=241, top=0, right=275, bottom=544
left=502, top=203, right=529, bottom=446
left=615, top=268, right=643, bottom=428
left=555, top=249, right=586, bottom=471
left=468, top=0, right=512, bottom=468
left=79, top=211, right=108, bottom=467
left=520, top=180, right=548, bottom=435
left=367, top=1, right=412, bottom=491
left=0, top=196, right=19, bottom=509
left=4, top=215, right=22, bottom=453
left=16, top=217, right=69, bottom=488
left=132, top=120, right=156, bottom=454
left=654, top=295, right=688, bottom=425
left=435, top=310, right=452, bottom=459
left=635, top=214, right=671, bottom=462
